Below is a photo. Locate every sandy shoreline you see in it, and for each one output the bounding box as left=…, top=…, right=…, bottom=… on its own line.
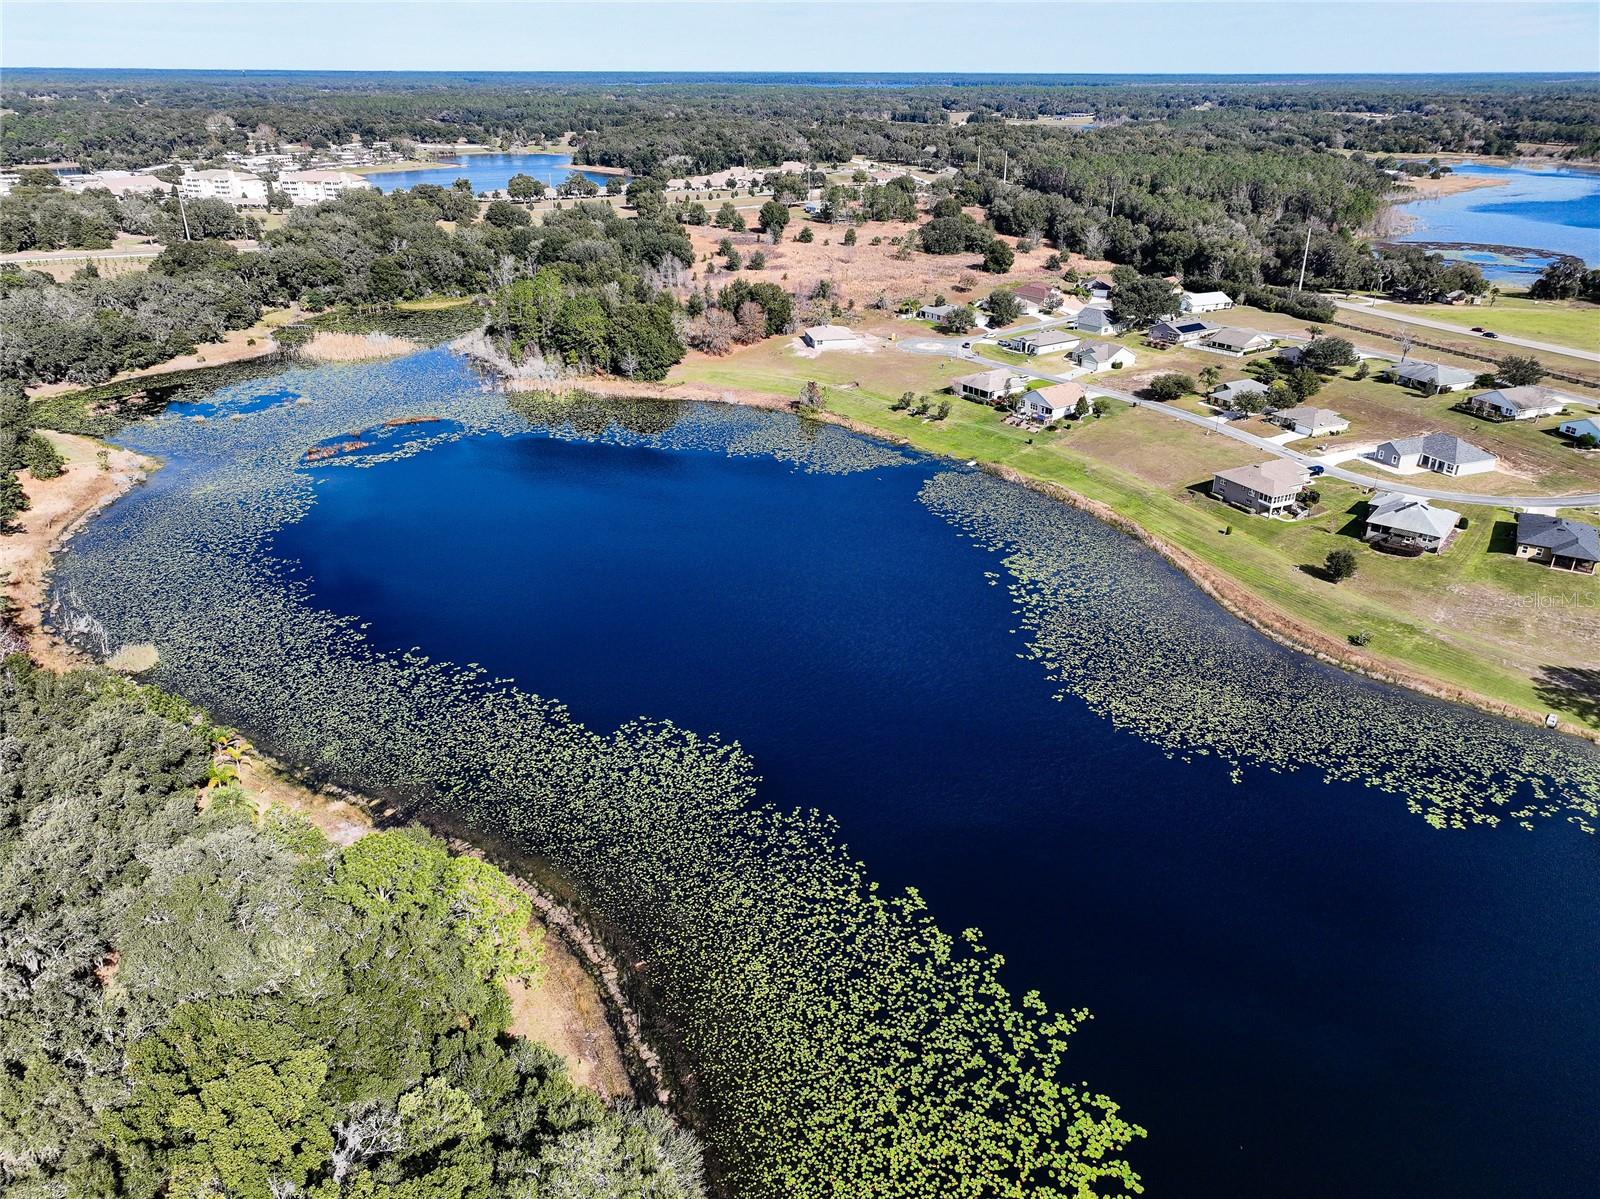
left=5, top=425, right=653, bottom=1109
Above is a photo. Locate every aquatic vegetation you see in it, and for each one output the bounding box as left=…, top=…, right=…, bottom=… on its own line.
left=918, top=470, right=1600, bottom=832
left=49, top=350, right=1139, bottom=1198
left=49, top=348, right=1600, bottom=1195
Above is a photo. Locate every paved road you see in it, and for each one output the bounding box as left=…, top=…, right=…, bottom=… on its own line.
left=891, top=327, right=1600, bottom=509
left=1332, top=298, right=1600, bottom=364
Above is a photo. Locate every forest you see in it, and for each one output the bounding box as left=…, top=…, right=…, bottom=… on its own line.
left=0, top=658, right=703, bottom=1199
left=4, top=72, right=1598, bottom=169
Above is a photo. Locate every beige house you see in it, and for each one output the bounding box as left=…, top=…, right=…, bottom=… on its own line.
left=1210, top=459, right=1311, bottom=516
left=952, top=368, right=1028, bottom=404
left=1017, top=382, right=1087, bottom=423
left=801, top=325, right=866, bottom=350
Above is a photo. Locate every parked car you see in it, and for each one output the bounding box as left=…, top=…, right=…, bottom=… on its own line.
left=1308, top=464, right=1326, bottom=477
left=961, top=341, right=971, bottom=349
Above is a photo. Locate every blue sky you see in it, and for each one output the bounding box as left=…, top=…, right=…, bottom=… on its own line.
left=4, top=2, right=1598, bottom=74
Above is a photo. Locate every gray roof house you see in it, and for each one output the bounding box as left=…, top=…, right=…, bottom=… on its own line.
left=1272, top=405, right=1350, bottom=437
left=1148, top=318, right=1214, bottom=346
left=1367, top=433, right=1497, bottom=477
left=1515, top=513, right=1600, bottom=574
left=1363, top=492, right=1460, bottom=553
left=1075, top=304, right=1121, bottom=335
left=1210, top=459, right=1311, bottom=516
left=999, top=328, right=1081, bottom=356
left=1201, top=327, right=1274, bottom=355
left=1466, top=385, right=1569, bottom=421
left=1383, top=359, right=1477, bottom=393
left=951, top=368, right=1028, bottom=404
left=1073, top=341, right=1136, bottom=372
left=802, top=324, right=865, bottom=350
left=917, top=302, right=959, bottom=322
left=1208, top=378, right=1271, bottom=407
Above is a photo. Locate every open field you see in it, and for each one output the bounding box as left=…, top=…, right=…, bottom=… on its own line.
left=1388, top=297, right=1600, bottom=352
left=663, top=331, right=1600, bottom=729
left=682, top=217, right=1111, bottom=316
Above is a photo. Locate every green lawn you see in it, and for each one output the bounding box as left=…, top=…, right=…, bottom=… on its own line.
left=1401, top=297, right=1600, bottom=352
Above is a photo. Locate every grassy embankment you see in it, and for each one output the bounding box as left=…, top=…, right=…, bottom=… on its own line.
left=1391, top=297, right=1600, bottom=352
left=676, top=334, right=1600, bottom=731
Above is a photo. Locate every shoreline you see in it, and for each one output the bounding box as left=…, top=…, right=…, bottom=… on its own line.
left=557, top=372, right=1600, bottom=744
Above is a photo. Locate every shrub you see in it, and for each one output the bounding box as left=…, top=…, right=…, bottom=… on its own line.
left=22, top=432, right=66, bottom=479
left=1326, top=548, right=1359, bottom=582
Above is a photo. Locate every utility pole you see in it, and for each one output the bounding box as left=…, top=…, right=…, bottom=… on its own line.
left=1002, top=150, right=1008, bottom=183
left=1295, top=222, right=1312, bottom=294
left=176, top=184, right=193, bottom=242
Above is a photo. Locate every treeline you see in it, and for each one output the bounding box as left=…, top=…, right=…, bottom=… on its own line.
left=4, top=72, right=1596, bottom=171
left=0, top=659, right=704, bottom=1199
left=0, top=189, right=695, bottom=386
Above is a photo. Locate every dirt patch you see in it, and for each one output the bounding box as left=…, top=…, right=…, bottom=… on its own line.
left=684, top=219, right=1109, bottom=316
left=1, top=432, right=153, bottom=671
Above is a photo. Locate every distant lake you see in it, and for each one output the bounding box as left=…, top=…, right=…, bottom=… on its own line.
left=1393, top=162, right=1600, bottom=283
left=367, top=151, right=619, bottom=195
left=53, top=357, right=1600, bottom=1199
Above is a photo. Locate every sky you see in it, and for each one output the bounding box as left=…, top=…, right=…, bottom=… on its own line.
left=3, top=1, right=1598, bottom=75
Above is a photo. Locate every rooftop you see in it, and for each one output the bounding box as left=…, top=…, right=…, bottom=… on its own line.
left=1367, top=492, right=1460, bottom=539
left=1378, top=432, right=1496, bottom=467
left=1215, top=459, right=1310, bottom=495
left=1516, top=513, right=1600, bottom=563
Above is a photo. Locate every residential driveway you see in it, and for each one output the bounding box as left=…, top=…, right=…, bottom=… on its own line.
left=1332, top=298, right=1600, bottom=363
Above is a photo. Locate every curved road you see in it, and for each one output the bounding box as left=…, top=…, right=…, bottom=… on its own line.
left=1332, top=298, right=1600, bottom=363
left=893, top=328, right=1600, bottom=509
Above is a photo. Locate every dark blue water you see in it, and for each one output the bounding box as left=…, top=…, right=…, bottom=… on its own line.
left=272, top=428, right=1600, bottom=1199
left=1396, top=162, right=1600, bottom=282
left=367, top=152, right=618, bottom=195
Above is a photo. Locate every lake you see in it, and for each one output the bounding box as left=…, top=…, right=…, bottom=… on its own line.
left=52, top=353, right=1600, bottom=1198
left=1393, top=161, right=1600, bottom=283
left=366, top=151, right=619, bottom=195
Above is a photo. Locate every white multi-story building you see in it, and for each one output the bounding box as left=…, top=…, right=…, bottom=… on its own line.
left=179, top=168, right=269, bottom=207
left=276, top=169, right=374, bottom=206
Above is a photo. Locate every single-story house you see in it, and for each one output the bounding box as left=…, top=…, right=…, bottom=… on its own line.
left=1272, top=405, right=1350, bottom=437
left=802, top=324, right=865, bottom=350
left=1054, top=296, right=1089, bottom=321
left=952, top=368, right=1028, bottom=404
left=1442, top=289, right=1484, bottom=305
left=1363, top=492, right=1460, bottom=553
left=1367, top=432, right=1496, bottom=477
left=1559, top=417, right=1600, bottom=445
left=1515, top=513, right=1600, bottom=574
left=1208, top=378, right=1271, bottom=407
left=1210, top=459, right=1312, bottom=516
left=1012, top=282, right=1063, bottom=313
left=917, top=302, right=959, bottom=322
left=1179, top=289, right=1234, bottom=314
left=1382, top=359, right=1477, bottom=394
left=1085, top=276, right=1115, bottom=302
left=1017, top=382, right=1087, bottom=423
left=1201, top=327, right=1274, bottom=356
left=1075, top=304, right=1121, bottom=336
left=1000, top=329, right=1081, bottom=356
left=1074, top=341, right=1136, bottom=372
left=1147, top=318, right=1214, bottom=347
left=1465, top=385, right=1569, bottom=421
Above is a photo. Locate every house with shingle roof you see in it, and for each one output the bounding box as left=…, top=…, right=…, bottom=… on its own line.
left=1272, top=406, right=1350, bottom=437
left=1073, top=341, right=1136, bottom=372
left=1363, top=492, right=1460, bottom=553
left=1179, top=290, right=1234, bottom=314
left=1515, top=513, right=1600, bottom=574
left=951, top=368, right=1028, bottom=404
left=1017, top=382, right=1087, bottom=423
left=1201, top=327, right=1274, bottom=356
left=801, top=324, right=866, bottom=350
left=1012, top=282, right=1063, bottom=313
left=999, top=328, right=1081, bottom=356
left=1075, top=304, right=1121, bottom=336
left=1208, top=378, right=1271, bottom=407
left=1148, top=318, right=1214, bottom=347
left=1367, top=433, right=1497, bottom=477
left=1466, top=385, right=1569, bottom=421
left=1085, top=275, right=1115, bottom=302
left=1382, top=359, right=1477, bottom=394
left=1210, top=459, right=1311, bottom=516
